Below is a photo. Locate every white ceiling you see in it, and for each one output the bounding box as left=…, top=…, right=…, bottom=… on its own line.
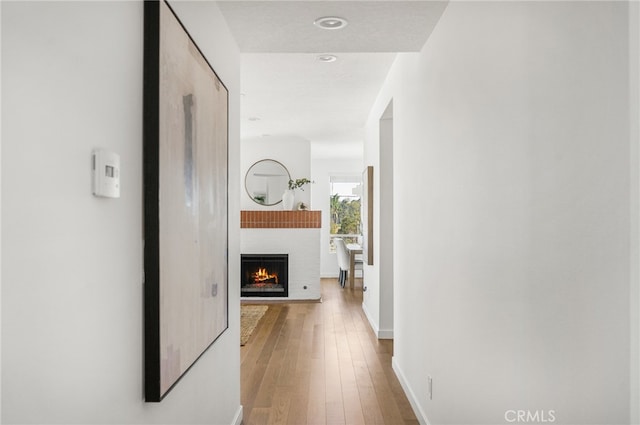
left=240, top=52, right=397, bottom=146
left=217, top=1, right=448, bottom=158
left=217, top=1, right=446, bottom=53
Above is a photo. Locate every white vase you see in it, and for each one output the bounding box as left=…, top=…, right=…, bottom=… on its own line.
left=282, top=190, right=295, bottom=210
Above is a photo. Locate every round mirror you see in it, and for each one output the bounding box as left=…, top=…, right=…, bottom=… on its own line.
left=245, top=159, right=291, bottom=206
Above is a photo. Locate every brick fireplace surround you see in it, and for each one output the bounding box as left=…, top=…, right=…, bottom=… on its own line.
left=240, top=210, right=321, bottom=229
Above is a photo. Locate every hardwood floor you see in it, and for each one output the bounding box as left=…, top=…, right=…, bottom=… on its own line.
left=241, top=278, right=418, bottom=425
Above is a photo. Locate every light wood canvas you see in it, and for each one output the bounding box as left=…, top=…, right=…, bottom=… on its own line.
left=144, top=0, right=228, bottom=401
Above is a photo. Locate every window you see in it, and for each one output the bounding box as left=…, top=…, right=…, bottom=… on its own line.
left=329, top=175, right=361, bottom=252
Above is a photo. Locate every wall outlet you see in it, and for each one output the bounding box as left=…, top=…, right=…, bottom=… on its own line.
left=428, top=376, right=433, bottom=400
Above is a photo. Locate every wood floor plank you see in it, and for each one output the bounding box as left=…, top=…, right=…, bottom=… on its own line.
left=306, top=358, right=327, bottom=425
left=267, top=388, right=291, bottom=425
left=241, top=279, right=418, bottom=425
left=341, top=376, right=365, bottom=425
left=278, top=312, right=303, bottom=387
left=353, top=359, right=385, bottom=425
left=247, top=408, right=271, bottom=425
left=286, top=368, right=310, bottom=425
left=253, top=308, right=289, bottom=409
left=241, top=305, right=276, bottom=365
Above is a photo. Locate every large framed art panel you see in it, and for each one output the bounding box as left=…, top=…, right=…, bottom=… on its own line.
left=143, top=0, right=229, bottom=402
left=361, top=166, right=373, bottom=265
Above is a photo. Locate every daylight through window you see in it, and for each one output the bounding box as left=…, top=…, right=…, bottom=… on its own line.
left=329, top=175, right=362, bottom=252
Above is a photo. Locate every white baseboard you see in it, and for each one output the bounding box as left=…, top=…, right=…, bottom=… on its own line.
left=392, top=357, right=430, bottom=425
left=231, top=405, right=243, bottom=425
left=361, top=302, right=394, bottom=339
left=362, top=301, right=379, bottom=335
left=378, top=328, right=394, bottom=339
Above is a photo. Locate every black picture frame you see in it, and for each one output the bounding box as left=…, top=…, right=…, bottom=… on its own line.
left=143, top=0, right=229, bottom=402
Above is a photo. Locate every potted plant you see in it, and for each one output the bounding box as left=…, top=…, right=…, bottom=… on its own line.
left=283, top=178, right=312, bottom=210
left=288, top=178, right=312, bottom=191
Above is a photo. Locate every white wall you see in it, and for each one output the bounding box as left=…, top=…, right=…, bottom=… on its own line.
left=365, top=1, right=637, bottom=424
left=361, top=106, right=394, bottom=339
left=0, top=2, right=4, bottom=422
left=362, top=120, right=381, bottom=334
left=241, top=138, right=311, bottom=210
left=1, top=1, right=242, bottom=424
left=311, top=157, right=363, bottom=278
left=362, top=98, right=395, bottom=339
left=630, top=1, right=640, bottom=422
left=378, top=107, right=394, bottom=339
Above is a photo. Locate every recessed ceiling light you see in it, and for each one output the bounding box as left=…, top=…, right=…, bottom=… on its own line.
left=317, top=54, right=337, bottom=63
left=313, top=16, right=348, bottom=30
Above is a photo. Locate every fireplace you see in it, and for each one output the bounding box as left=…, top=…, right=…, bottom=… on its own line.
left=241, top=254, right=288, bottom=297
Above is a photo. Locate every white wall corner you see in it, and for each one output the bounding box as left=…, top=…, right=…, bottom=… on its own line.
left=363, top=300, right=392, bottom=339
left=362, top=301, right=380, bottom=336
left=392, top=357, right=430, bottom=425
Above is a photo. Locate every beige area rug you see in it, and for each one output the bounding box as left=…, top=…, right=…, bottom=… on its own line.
left=240, top=305, right=269, bottom=346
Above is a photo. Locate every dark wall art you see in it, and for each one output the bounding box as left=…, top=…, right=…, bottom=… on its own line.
left=143, top=0, right=229, bottom=402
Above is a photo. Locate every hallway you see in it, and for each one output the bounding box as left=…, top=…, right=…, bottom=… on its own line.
left=241, top=279, right=417, bottom=425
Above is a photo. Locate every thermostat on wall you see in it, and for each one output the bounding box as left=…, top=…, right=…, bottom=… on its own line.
left=92, top=149, right=120, bottom=198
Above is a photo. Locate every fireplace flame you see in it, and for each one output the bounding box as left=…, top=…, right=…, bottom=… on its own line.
left=253, top=268, right=279, bottom=284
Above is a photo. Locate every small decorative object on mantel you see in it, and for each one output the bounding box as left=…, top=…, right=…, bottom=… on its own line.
left=297, top=202, right=308, bottom=211
left=282, top=178, right=313, bottom=210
